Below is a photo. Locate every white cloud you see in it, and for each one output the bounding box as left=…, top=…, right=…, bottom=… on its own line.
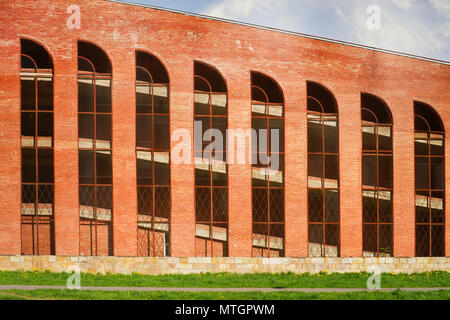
left=392, top=0, right=413, bottom=9
left=429, top=0, right=450, bottom=17
left=204, top=0, right=282, bottom=20
left=201, top=0, right=450, bottom=61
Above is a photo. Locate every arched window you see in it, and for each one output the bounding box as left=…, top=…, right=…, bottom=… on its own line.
left=414, top=101, right=445, bottom=257
left=194, top=61, right=228, bottom=257
left=307, top=81, right=340, bottom=257
left=251, top=72, right=285, bottom=257
left=136, top=51, right=171, bottom=257
left=361, top=93, right=393, bottom=257
left=78, top=41, right=113, bottom=256
left=20, top=39, right=55, bottom=255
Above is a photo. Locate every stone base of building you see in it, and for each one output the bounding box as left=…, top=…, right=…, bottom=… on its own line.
left=0, top=256, right=449, bottom=275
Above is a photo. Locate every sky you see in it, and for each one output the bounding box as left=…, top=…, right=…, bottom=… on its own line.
left=122, top=0, right=450, bottom=62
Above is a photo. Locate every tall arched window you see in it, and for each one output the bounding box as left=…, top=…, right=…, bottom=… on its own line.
left=414, top=101, right=445, bottom=257
left=194, top=61, right=228, bottom=257
left=20, top=39, right=55, bottom=255
left=136, top=51, right=171, bottom=257
left=307, top=81, right=340, bottom=257
left=251, top=72, right=285, bottom=257
left=78, top=41, right=113, bottom=256
left=361, top=93, right=393, bottom=257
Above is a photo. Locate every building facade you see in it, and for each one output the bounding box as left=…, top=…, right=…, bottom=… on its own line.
left=0, top=0, right=449, bottom=258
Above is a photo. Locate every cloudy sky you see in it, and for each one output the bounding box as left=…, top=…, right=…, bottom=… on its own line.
left=123, top=0, right=450, bottom=61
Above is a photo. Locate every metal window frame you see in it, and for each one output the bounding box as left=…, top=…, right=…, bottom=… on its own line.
left=251, top=82, right=285, bottom=258
left=194, top=70, right=229, bottom=258
left=135, top=61, right=171, bottom=257
left=20, top=52, right=55, bottom=256
left=414, top=114, right=445, bottom=257
left=77, top=54, right=114, bottom=256
left=361, top=106, right=394, bottom=257
left=306, top=95, right=340, bottom=258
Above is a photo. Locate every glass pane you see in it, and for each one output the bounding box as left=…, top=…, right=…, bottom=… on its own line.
left=96, top=186, right=112, bottom=220
left=78, top=114, right=94, bottom=146
left=415, top=157, right=429, bottom=189
left=78, top=79, right=94, bottom=112
left=212, top=163, right=227, bottom=187
left=96, top=114, right=112, bottom=146
left=38, top=184, right=54, bottom=205
left=154, top=115, right=170, bottom=150
left=96, top=79, right=111, bottom=113
left=308, top=116, right=322, bottom=153
left=325, top=224, right=339, bottom=256
left=137, top=151, right=153, bottom=186
left=362, top=155, right=377, bottom=187
left=211, top=94, right=227, bottom=116
left=136, top=84, right=152, bottom=114
left=137, top=186, right=152, bottom=215
left=136, top=115, right=152, bottom=149
left=379, top=191, right=393, bottom=223
left=21, top=148, right=36, bottom=183
left=430, top=157, right=444, bottom=189
left=269, top=118, right=284, bottom=153
left=415, top=191, right=430, bottom=223
left=38, top=113, right=53, bottom=138
left=415, top=225, right=430, bottom=257
left=324, top=155, right=339, bottom=186
left=308, top=224, right=323, bottom=257
left=431, top=225, right=444, bottom=257
left=415, top=137, right=428, bottom=155
left=308, top=154, right=323, bottom=188
left=308, top=189, right=323, bottom=222
left=362, top=191, right=377, bottom=223
left=155, top=187, right=170, bottom=220
left=362, top=126, right=376, bottom=151
left=363, top=224, right=377, bottom=254
left=21, top=79, right=36, bottom=110
left=379, top=155, right=393, bottom=188
left=38, top=149, right=54, bottom=183
left=155, top=156, right=170, bottom=185
left=252, top=188, right=268, bottom=223
left=37, top=78, right=53, bottom=110
left=194, top=93, right=210, bottom=115
left=96, top=151, right=112, bottom=185
left=196, top=188, right=211, bottom=222
left=270, top=189, right=284, bottom=223
left=21, top=112, right=35, bottom=140
left=213, top=188, right=228, bottom=222
left=153, top=85, right=169, bottom=114
left=79, top=150, right=94, bottom=184
left=431, top=191, right=444, bottom=224
left=212, top=118, right=227, bottom=152
left=430, top=138, right=444, bottom=156
left=379, top=224, right=393, bottom=256
left=378, top=126, right=392, bottom=151
left=324, top=119, right=338, bottom=153
left=325, top=190, right=339, bottom=222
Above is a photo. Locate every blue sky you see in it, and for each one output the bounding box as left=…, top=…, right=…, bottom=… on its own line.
left=122, top=0, right=450, bottom=61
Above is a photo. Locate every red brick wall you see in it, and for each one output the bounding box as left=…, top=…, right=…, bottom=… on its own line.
left=0, top=0, right=448, bottom=257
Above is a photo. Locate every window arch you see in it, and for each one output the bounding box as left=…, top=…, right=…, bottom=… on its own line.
left=414, top=101, right=445, bottom=257
left=361, top=93, right=393, bottom=257
left=307, top=81, right=340, bottom=257
left=78, top=41, right=113, bottom=256
left=251, top=71, right=285, bottom=257
left=20, top=38, right=55, bottom=255
left=135, top=51, right=171, bottom=257
left=194, top=61, right=228, bottom=257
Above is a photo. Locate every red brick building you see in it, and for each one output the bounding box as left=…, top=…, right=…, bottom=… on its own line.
left=0, top=0, right=449, bottom=258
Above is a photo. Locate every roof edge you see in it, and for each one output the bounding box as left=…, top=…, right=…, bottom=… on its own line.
left=105, top=0, right=449, bottom=66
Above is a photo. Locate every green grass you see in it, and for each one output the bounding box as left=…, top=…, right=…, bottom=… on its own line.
left=0, top=270, right=448, bottom=289
left=0, top=289, right=448, bottom=300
